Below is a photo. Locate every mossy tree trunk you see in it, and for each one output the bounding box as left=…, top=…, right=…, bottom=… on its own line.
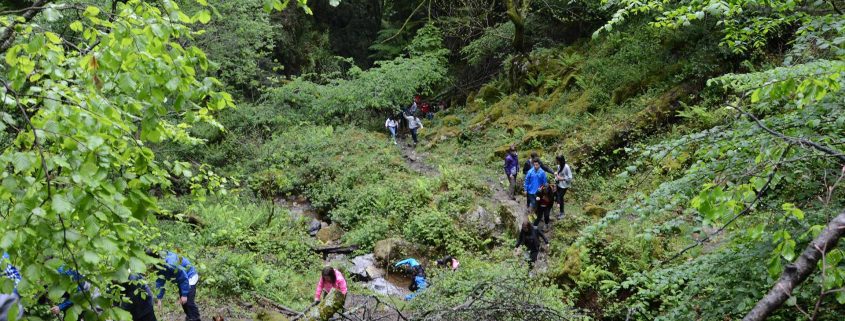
left=506, top=0, right=532, bottom=92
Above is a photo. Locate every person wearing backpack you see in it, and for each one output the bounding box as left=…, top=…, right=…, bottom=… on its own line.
left=385, top=115, right=398, bottom=145
left=394, top=258, right=426, bottom=300
left=523, top=158, right=548, bottom=211
left=514, top=221, right=549, bottom=268
left=554, top=155, right=573, bottom=219
left=403, top=112, right=423, bottom=147
left=533, top=183, right=556, bottom=231
left=503, top=145, right=519, bottom=200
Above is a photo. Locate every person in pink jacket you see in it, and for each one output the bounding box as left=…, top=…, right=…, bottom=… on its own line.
left=314, top=267, right=348, bottom=303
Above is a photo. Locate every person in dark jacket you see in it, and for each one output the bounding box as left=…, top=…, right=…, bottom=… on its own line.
left=522, top=152, right=553, bottom=207
left=503, top=145, right=519, bottom=200
left=533, top=183, right=557, bottom=230
left=515, top=221, right=548, bottom=268
left=119, top=274, right=157, bottom=321
left=152, top=251, right=200, bottom=321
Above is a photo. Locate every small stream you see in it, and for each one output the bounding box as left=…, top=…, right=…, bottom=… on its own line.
left=276, top=195, right=414, bottom=298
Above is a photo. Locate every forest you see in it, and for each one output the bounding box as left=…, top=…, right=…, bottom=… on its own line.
left=1, top=0, right=844, bottom=320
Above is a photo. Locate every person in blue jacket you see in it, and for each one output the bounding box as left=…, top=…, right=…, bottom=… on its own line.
left=523, top=158, right=548, bottom=212
left=394, top=258, right=426, bottom=301
left=51, top=267, right=89, bottom=316
left=153, top=251, right=200, bottom=321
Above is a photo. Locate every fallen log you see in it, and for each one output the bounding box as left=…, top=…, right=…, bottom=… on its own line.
left=313, top=245, right=360, bottom=255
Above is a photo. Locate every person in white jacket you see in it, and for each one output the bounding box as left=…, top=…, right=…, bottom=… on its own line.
left=385, top=115, right=398, bottom=145
left=554, top=155, right=572, bottom=219
left=403, top=112, right=423, bottom=146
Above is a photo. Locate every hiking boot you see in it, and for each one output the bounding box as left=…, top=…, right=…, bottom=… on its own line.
left=557, top=212, right=564, bottom=220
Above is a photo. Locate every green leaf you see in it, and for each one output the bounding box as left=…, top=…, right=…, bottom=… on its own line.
left=196, top=10, right=211, bottom=24
left=45, top=32, right=62, bottom=44
left=52, top=194, right=73, bottom=214
left=44, top=7, right=62, bottom=22
left=84, top=6, right=101, bottom=17
left=82, top=250, right=100, bottom=264
left=70, top=21, right=84, bottom=32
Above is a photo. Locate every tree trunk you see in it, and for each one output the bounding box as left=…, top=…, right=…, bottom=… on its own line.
left=505, top=0, right=526, bottom=53
left=743, top=211, right=845, bottom=321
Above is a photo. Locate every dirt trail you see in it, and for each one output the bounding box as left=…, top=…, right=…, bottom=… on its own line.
left=396, top=138, right=438, bottom=175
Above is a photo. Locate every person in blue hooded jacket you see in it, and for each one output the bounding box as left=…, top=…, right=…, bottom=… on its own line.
left=153, top=251, right=200, bottom=321
left=394, top=258, right=426, bottom=301
left=523, top=158, right=548, bottom=211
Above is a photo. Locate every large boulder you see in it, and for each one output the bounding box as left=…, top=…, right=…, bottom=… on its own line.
left=497, top=204, right=521, bottom=234
left=373, top=238, right=420, bottom=266
left=463, top=205, right=499, bottom=236
left=316, top=224, right=343, bottom=243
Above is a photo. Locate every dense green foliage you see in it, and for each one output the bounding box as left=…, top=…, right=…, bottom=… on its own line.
left=2, top=0, right=844, bottom=320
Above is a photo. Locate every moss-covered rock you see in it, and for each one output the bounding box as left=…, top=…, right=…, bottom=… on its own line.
left=374, top=238, right=420, bottom=266
left=317, top=224, right=344, bottom=243
left=583, top=204, right=608, bottom=217
left=303, top=289, right=346, bottom=321
left=477, top=83, right=503, bottom=104
left=256, top=309, right=290, bottom=321
left=521, top=129, right=564, bottom=146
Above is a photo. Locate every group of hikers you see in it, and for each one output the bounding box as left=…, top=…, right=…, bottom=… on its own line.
left=1, top=250, right=201, bottom=321
left=506, top=145, right=573, bottom=267
left=384, top=95, right=447, bottom=146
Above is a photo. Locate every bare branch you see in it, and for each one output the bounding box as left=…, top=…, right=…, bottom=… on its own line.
left=0, top=0, right=52, bottom=53
left=743, top=210, right=845, bottom=320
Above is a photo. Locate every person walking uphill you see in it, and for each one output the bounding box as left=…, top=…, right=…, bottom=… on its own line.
left=394, top=258, right=426, bottom=300
left=403, top=111, right=424, bottom=147
left=524, top=158, right=548, bottom=211
left=504, top=145, right=519, bottom=200
left=153, top=251, right=200, bottom=321
left=314, top=267, right=348, bottom=304
left=554, top=155, right=573, bottom=219
left=385, top=115, right=398, bottom=145
left=515, top=221, right=549, bottom=268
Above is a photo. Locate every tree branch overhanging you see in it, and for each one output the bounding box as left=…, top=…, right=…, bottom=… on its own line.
left=743, top=210, right=845, bottom=321
left=0, top=0, right=51, bottom=54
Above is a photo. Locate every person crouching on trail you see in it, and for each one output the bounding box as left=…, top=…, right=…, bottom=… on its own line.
left=524, top=158, right=548, bottom=212
left=515, top=221, right=548, bottom=269
left=152, top=251, right=200, bottom=321
left=394, top=259, right=426, bottom=300
left=435, top=256, right=459, bottom=271
left=534, top=183, right=556, bottom=231
left=314, top=267, right=348, bottom=305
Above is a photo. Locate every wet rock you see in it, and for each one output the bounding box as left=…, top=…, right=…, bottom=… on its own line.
left=317, top=224, right=343, bottom=243
left=373, top=238, right=419, bottom=266
left=308, top=219, right=322, bottom=237
left=303, top=289, right=345, bottom=321
left=326, top=254, right=347, bottom=266
left=366, top=278, right=406, bottom=297
left=349, top=254, right=384, bottom=281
